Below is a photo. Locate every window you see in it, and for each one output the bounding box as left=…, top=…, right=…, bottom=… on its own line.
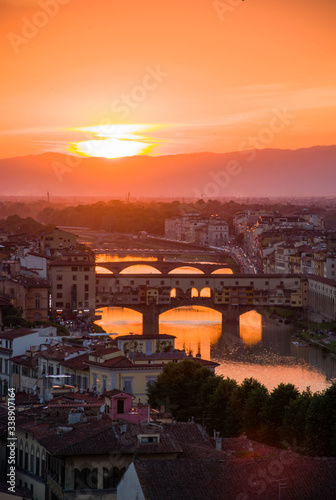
left=146, top=280, right=150, bottom=285
left=146, top=376, right=157, bottom=387
left=84, top=293, right=89, bottom=300
left=141, top=436, right=158, bottom=443
left=57, top=293, right=62, bottom=299
left=73, top=275, right=77, bottom=281
left=122, top=377, right=133, bottom=394
left=161, top=280, right=165, bottom=285
left=41, top=458, right=46, bottom=478
left=103, top=467, right=122, bottom=488
left=57, top=284, right=62, bottom=290
left=84, top=267, right=90, bottom=271
left=56, top=275, right=63, bottom=281
left=85, top=275, right=89, bottom=281
left=85, top=284, right=89, bottom=292
left=92, top=373, right=98, bottom=389
left=55, top=302, right=63, bottom=307
left=71, top=267, right=78, bottom=271
left=30, top=448, right=34, bottom=473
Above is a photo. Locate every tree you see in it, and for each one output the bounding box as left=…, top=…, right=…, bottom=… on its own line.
left=280, top=387, right=313, bottom=451
left=209, top=377, right=238, bottom=435
left=147, top=359, right=218, bottom=422
left=260, top=383, right=300, bottom=447
left=240, top=379, right=269, bottom=440
left=305, top=382, right=336, bottom=456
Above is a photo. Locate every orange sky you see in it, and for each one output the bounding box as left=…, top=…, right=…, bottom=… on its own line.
left=0, top=0, right=335, bottom=159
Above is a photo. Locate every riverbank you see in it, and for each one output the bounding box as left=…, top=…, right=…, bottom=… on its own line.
left=260, top=308, right=336, bottom=356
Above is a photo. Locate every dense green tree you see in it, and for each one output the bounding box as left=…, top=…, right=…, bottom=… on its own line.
left=209, top=377, right=238, bottom=436
left=280, top=387, right=313, bottom=451
left=260, top=383, right=300, bottom=446
left=147, top=359, right=217, bottom=422
left=305, top=383, right=336, bottom=456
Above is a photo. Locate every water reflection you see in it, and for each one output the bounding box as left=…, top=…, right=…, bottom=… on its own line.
left=239, top=310, right=262, bottom=345
left=160, top=306, right=222, bottom=360
left=96, top=306, right=336, bottom=392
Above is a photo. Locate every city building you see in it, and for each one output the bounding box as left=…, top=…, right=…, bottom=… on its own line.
left=49, top=251, right=96, bottom=318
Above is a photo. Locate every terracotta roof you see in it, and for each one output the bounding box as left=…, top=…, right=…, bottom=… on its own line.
left=10, top=354, right=39, bottom=368
left=6, top=275, right=50, bottom=288
left=60, top=352, right=90, bottom=370
left=132, top=436, right=336, bottom=500
left=86, top=355, right=134, bottom=368
left=37, top=344, right=87, bottom=361
left=103, top=389, right=133, bottom=398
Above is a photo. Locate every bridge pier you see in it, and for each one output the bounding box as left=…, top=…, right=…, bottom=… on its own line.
left=142, top=303, right=160, bottom=335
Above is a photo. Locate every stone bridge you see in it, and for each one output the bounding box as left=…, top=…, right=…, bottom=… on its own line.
left=95, top=260, right=233, bottom=275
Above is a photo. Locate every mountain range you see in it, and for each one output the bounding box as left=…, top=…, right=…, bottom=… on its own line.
left=0, top=145, right=335, bottom=198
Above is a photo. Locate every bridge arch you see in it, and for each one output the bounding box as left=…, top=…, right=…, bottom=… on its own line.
left=170, top=287, right=184, bottom=298
left=185, top=287, right=199, bottom=298
left=95, top=266, right=113, bottom=274
left=200, top=287, right=212, bottom=298
left=211, top=268, right=233, bottom=274
left=168, top=266, right=204, bottom=274
left=119, top=265, right=162, bottom=274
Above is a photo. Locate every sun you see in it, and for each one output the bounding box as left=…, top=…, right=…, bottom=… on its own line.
left=68, top=124, right=161, bottom=159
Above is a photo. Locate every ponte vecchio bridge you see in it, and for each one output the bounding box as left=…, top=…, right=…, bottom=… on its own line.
left=95, top=261, right=307, bottom=333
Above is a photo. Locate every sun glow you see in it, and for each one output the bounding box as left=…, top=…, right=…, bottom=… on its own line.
left=68, top=124, right=161, bottom=159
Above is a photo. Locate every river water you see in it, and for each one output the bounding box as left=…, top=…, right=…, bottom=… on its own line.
left=96, top=305, right=336, bottom=393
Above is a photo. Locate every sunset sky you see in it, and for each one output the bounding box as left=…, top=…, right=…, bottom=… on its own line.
left=1, top=0, right=335, bottom=160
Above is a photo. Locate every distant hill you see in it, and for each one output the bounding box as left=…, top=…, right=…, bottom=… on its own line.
left=1, top=145, right=335, bottom=198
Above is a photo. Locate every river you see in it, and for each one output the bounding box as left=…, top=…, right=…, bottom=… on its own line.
left=95, top=305, right=336, bottom=393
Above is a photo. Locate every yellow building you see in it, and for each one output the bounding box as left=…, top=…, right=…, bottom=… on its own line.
left=40, top=228, right=77, bottom=252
